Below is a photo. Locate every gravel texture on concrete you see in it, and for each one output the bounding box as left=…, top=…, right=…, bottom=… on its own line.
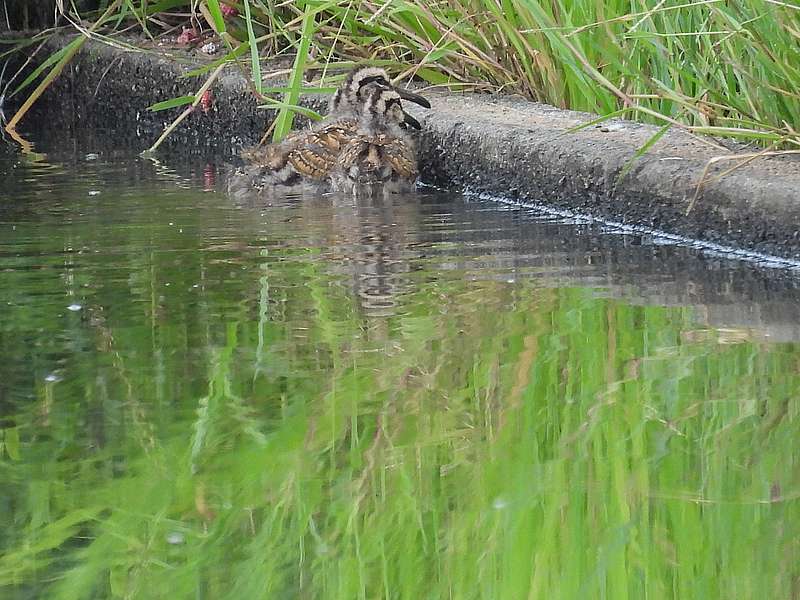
left=413, top=95, right=800, bottom=261
left=10, top=37, right=800, bottom=259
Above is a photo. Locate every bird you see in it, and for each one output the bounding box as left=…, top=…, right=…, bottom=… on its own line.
left=237, top=65, right=429, bottom=193
left=237, top=117, right=364, bottom=192
left=330, top=86, right=421, bottom=196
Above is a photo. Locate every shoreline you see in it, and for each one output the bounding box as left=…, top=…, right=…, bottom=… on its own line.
left=9, top=36, right=800, bottom=260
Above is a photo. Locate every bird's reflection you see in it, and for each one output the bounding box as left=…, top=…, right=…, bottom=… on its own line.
left=225, top=165, right=434, bottom=317
left=329, top=193, right=423, bottom=317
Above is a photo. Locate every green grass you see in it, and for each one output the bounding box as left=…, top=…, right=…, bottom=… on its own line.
left=4, top=0, right=800, bottom=148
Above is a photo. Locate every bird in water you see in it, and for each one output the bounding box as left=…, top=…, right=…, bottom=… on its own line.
left=331, top=86, right=420, bottom=195
left=236, top=65, right=429, bottom=193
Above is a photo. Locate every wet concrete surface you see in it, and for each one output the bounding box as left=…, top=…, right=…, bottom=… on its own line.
left=6, top=35, right=800, bottom=259
left=413, top=95, right=800, bottom=261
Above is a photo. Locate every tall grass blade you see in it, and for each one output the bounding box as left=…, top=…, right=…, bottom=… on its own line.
left=272, top=8, right=315, bottom=142
left=205, top=0, right=227, bottom=34
left=242, top=0, right=263, bottom=95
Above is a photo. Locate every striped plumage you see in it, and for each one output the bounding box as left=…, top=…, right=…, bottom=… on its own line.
left=328, top=66, right=430, bottom=118
left=237, top=65, right=429, bottom=194
left=331, top=87, right=419, bottom=195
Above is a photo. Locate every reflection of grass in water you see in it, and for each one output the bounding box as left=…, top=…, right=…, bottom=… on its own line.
left=1, top=243, right=799, bottom=599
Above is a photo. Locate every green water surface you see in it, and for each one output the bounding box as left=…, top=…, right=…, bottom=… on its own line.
left=1, top=149, right=798, bottom=599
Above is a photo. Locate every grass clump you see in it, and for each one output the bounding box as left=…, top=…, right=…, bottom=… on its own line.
left=4, top=1, right=800, bottom=147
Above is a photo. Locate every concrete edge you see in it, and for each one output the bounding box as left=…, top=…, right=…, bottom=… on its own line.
left=10, top=36, right=800, bottom=260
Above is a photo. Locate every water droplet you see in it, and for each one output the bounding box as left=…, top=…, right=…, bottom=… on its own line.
left=492, top=497, right=508, bottom=510
left=166, top=532, right=185, bottom=545
left=67, top=304, right=82, bottom=312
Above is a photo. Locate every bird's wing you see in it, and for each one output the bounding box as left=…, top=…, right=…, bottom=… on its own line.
left=376, top=135, right=418, bottom=179
left=337, top=139, right=370, bottom=170
left=240, top=144, right=291, bottom=170
left=280, top=119, right=360, bottom=180
left=288, top=143, right=338, bottom=180
left=308, top=119, right=358, bottom=152
left=240, top=122, right=346, bottom=166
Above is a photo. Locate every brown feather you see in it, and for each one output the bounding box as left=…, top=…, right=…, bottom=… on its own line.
left=377, top=136, right=417, bottom=179
left=337, top=134, right=417, bottom=184
left=239, top=119, right=361, bottom=186
left=284, top=119, right=360, bottom=180
left=289, top=145, right=336, bottom=180
left=240, top=144, right=290, bottom=170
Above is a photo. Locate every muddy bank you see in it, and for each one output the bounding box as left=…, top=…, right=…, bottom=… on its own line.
left=9, top=36, right=800, bottom=260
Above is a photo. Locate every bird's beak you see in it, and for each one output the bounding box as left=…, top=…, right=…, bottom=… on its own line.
left=402, top=111, right=422, bottom=130
left=393, top=87, right=431, bottom=109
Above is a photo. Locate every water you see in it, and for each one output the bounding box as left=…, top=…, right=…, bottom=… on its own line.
left=1, top=139, right=799, bottom=599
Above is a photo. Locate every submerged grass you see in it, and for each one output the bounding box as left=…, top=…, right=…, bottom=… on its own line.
left=4, top=0, right=800, bottom=148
